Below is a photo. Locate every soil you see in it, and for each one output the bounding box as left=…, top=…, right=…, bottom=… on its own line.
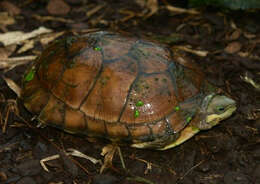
left=0, top=1, right=259, bottom=184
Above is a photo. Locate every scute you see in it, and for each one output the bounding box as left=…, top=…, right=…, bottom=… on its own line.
left=21, top=31, right=204, bottom=147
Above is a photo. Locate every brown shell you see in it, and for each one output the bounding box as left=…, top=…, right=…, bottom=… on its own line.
left=22, top=31, right=204, bottom=144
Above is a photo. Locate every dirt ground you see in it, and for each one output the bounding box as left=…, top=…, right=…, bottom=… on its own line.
left=0, top=0, right=260, bottom=184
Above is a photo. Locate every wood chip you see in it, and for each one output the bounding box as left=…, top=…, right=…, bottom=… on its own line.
left=224, top=41, right=242, bottom=54
left=47, top=0, right=71, bottom=15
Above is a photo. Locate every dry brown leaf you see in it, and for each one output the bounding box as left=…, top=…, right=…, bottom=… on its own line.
left=17, top=40, right=34, bottom=54
left=2, top=77, right=21, bottom=97
left=224, top=41, right=242, bottom=54
left=1, top=1, right=21, bottom=16
left=0, top=12, right=15, bottom=26
left=100, top=144, right=117, bottom=173
left=40, top=31, right=65, bottom=45
left=145, top=0, right=159, bottom=18
left=229, top=29, right=241, bottom=40
left=47, top=0, right=71, bottom=15
left=135, top=0, right=158, bottom=18
left=0, top=26, right=52, bottom=46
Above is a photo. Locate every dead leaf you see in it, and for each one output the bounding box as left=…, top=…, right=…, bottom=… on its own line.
left=1, top=1, right=21, bottom=16
left=17, top=40, right=34, bottom=54
left=0, top=12, right=15, bottom=26
left=229, top=29, right=241, bottom=40
left=145, top=0, right=159, bottom=18
left=47, top=0, right=71, bottom=15
left=0, top=26, right=52, bottom=46
left=40, top=31, right=65, bottom=45
left=3, top=77, right=21, bottom=97
left=100, top=145, right=117, bottom=173
left=224, top=41, right=242, bottom=54
left=135, top=0, right=158, bottom=18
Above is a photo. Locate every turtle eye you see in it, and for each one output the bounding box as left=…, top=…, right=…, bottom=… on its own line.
left=216, top=106, right=225, bottom=112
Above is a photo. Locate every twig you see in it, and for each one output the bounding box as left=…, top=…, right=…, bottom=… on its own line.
left=165, top=5, right=200, bottom=15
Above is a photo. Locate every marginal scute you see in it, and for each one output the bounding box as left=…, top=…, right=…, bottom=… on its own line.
left=22, top=76, right=49, bottom=115
left=149, top=120, right=168, bottom=137
left=85, top=117, right=106, bottom=137
left=128, top=124, right=151, bottom=142
left=38, top=95, right=64, bottom=128
left=64, top=108, right=86, bottom=132
left=165, top=111, right=188, bottom=133
left=106, top=123, right=129, bottom=139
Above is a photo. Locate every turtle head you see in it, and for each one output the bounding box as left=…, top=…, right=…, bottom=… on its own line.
left=197, top=94, right=236, bottom=130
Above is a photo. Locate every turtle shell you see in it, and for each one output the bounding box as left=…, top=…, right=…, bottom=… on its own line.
left=22, top=31, right=205, bottom=148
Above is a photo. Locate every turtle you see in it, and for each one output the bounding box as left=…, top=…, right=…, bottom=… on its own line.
left=21, top=31, right=236, bottom=150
